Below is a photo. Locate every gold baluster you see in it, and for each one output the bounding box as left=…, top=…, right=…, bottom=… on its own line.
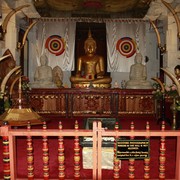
left=27, top=121, right=34, bottom=179
left=159, top=121, right=166, bottom=179
left=113, top=122, right=120, bottom=179
left=74, top=120, right=80, bottom=178
left=129, top=121, right=135, bottom=179
left=42, top=121, right=49, bottom=179
left=144, top=121, right=150, bottom=179
left=58, top=121, right=65, bottom=179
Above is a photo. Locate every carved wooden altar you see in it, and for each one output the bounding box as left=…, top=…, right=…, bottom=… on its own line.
left=29, top=88, right=155, bottom=118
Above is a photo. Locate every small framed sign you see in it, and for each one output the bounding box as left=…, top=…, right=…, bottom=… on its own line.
left=116, top=139, right=150, bottom=160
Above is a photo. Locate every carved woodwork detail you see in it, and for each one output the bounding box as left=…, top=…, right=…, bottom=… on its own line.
left=29, top=89, right=155, bottom=117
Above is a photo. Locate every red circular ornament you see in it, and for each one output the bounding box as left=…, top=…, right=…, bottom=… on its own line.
left=45, top=35, right=65, bottom=56
left=116, top=37, right=136, bottom=58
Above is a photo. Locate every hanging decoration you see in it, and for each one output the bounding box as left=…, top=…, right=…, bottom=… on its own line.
left=45, top=35, right=65, bottom=56
left=116, top=37, right=136, bottom=58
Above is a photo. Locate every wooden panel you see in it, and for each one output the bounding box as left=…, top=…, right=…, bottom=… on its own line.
left=122, top=95, right=154, bottom=114
left=29, top=88, right=155, bottom=117
left=30, top=92, right=66, bottom=116
left=72, top=93, right=112, bottom=116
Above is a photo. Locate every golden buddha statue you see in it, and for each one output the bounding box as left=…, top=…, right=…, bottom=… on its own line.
left=70, top=29, right=112, bottom=88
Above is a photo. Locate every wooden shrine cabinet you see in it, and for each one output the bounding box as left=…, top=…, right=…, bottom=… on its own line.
left=29, top=88, right=156, bottom=118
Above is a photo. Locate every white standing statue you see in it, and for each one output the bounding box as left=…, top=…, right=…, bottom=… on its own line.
left=31, top=54, right=55, bottom=88
left=125, top=53, right=152, bottom=89
left=52, top=66, right=63, bottom=88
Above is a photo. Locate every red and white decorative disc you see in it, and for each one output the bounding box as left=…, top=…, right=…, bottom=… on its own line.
left=116, top=37, right=136, bottom=58
left=45, top=35, right=65, bottom=56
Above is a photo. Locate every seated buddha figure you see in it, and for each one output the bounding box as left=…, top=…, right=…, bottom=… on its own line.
left=31, top=54, right=55, bottom=88
left=70, top=30, right=112, bottom=88
left=125, top=53, right=152, bottom=89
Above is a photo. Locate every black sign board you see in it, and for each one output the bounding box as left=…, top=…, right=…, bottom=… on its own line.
left=116, top=139, right=150, bottom=160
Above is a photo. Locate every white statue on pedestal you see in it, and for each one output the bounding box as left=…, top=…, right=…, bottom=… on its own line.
left=31, top=54, right=55, bottom=88
left=125, top=53, right=152, bottom=89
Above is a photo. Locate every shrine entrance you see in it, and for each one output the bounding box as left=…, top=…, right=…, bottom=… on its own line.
left=72, top=22, right=110, bottom=77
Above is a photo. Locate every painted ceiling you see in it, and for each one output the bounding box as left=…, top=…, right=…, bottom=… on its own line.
left=33, top=0, right=152, bottom=18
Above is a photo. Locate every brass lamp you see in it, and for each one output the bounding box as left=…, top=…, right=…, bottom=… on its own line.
left=0, top=107, right=44, bottom=126
left=0, top=74, right=44, bottom=126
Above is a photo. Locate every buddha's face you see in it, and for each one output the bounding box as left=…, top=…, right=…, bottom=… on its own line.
left=40, top=55, right=47, bottom=65
left=84, top=40, right=96, bottom=54
left=135, top=54, right=142, bottom=64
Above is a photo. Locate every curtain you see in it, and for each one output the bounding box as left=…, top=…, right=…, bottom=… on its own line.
left=106, top=21, right=146, bottom=72
left=33, top=18, right=146, bottom=73
left=34, top=19, right=76, bottom=71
